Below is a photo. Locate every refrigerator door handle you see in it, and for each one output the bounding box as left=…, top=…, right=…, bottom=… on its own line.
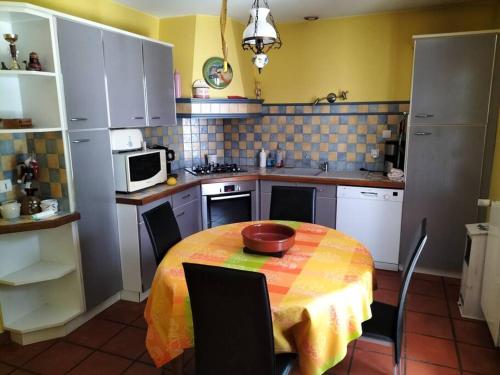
left=414, top=131, right=433, bottom=136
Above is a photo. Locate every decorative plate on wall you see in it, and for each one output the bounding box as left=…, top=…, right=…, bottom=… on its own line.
left=202, top=57, right=233, bottom=89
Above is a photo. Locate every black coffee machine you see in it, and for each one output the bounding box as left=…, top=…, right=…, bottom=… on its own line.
left=384, top=113, right=407, bottom=174
left=150, top=144, right=176, bottom=177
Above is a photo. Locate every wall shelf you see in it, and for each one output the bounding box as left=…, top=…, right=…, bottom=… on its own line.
left=0, top=212, right=80, bottom=235
left=176, top=98, right=264, bottom=119
left=0, top=127, right=62, bottom=134
left=0, top=70, right=56, bottom=77
left=0, top=261, right=76, bottom=286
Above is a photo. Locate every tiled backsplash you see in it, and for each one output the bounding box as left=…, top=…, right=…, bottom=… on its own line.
left=181, top=118, right=225, bottom=168
left=0, top=132, right=69, bottom=210
left=223, top=102, right=409, bottom=171
left=142, top=126, right=185, bottom=170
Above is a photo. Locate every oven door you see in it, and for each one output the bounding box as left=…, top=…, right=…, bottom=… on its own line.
left=205, top=192, right=253, bottom=229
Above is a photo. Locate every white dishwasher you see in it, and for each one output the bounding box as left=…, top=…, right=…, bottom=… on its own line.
left=336, top=186, right=404, bottom=271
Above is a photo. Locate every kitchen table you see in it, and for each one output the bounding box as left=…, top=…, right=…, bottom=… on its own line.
left=145, top=221, right=375, bottom=375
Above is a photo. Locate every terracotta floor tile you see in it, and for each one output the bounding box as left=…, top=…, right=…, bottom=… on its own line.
left=0, top=340, right=56, bottom=366
left=0, top=333, right=9, bottom=346
left=458, top=342, right=500, bottom=375
left=0, top=362, right=14, bottom=375
left=443, top=277, right=461, bottom=286
left=100, top=326, right=147, bottom=360
left=373, top=289, right=398, bottom=306
left=355, top=339, right=393, bottom=356
left=9, top=370, right=33, bottom=375
left=376, top=274, right=401, bottom=292
left=67, top=351, right=131, bottom=375
left=324, top=340, right=354, bottom=374
left=407, top=294, right=449, bottom=317
left=350, top=349, right=394, bottom=375
left=375, top=270, right=401, bottom=278
left=139, top=350, right=155, bottom=365
left=444, top=283, right=460, bottom=301
left=409, top=279, right=445, bottom=299
left=406, top=360, right=460, bottom=375
left=98, top=300, right=145, bottom=324
left=453, top=319, right=495, bottom=348
left=131, top=315, right=148, bottom=330
left=123, top=361, right=162, bottom=375
left=406, top=333, right=458, bottom=368
left=413, top=273, right=443, bottom=283
left=405, top=311, right=453, bottom=339
left=66, top=318, right=125, bottom=349
left=23, top=341, right=92, bottom=375
left=447, top=298, right=462, bottom=319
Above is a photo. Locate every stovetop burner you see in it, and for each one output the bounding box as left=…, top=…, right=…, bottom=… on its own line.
left=185, top=163, right=247, bottom=176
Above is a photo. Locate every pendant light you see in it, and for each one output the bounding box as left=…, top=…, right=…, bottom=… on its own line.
left=241, top=0, right=282, bottom=73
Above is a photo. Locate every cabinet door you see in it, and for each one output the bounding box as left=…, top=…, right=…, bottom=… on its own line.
left=316, top=197, right=336, bottom=228
left=57, top=19, right=108, bottom=130
left=401, top=125, right=485, bottom=273
left=103, top=31, right=146, bottom=127
left=174, top=199, right=201, bottom=238
left=138, top=221, right=159, bottom=292
left=260, top=192, right=271, bottom=220
left=143, top=41, right=176, bottom=126
left=411, top=35, right=496, bottom=125
left=69, top=130, right=122, bottom=309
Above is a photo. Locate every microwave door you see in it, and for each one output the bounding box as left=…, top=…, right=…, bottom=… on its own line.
left=127, top=152, right=163, bottom=191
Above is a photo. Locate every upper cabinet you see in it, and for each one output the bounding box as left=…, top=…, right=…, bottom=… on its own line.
left=143, top=41, right=176, bottom=126
left=411, top=34, right=496, bottom=125
left=103, top=31, right=147, bottom=128
left=57, top=18, right=108, bottom=130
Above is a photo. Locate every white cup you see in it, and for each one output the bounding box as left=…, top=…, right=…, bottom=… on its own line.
left=0, top=201, right=21, bottom=219
left=40, top=199, right=58, bottom=212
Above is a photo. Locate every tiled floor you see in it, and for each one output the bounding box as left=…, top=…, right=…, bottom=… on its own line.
left=0, top=272, right=499, bottom=374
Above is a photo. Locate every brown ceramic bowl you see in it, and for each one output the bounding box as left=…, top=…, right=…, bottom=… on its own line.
left=241, top=223, right=296, bottom=254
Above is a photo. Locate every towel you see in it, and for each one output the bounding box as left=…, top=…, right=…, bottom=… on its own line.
left=388, top=168, right=404, bottom=182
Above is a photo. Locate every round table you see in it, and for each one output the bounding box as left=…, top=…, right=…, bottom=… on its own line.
left=145, top=221, right=374, bottom=375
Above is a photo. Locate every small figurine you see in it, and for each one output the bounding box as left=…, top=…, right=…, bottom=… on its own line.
left=27, top=52, right=42, bottom=71
left=22, top=60, right=28, bottom=70
left=1, top=62, right=9, bottom=70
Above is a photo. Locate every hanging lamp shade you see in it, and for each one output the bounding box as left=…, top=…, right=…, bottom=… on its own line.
left=242, top=0, right=282, bottom=72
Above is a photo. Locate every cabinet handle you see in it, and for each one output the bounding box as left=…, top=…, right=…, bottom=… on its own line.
left=132, top=116, right=144, bottom=120
left=182, top=194, right=191, bottom=199
left=71, top=139, right=90, bottom=143
left=70, top=117, right=88, bottom=121
left=151, top=116, right=161, bottom=120
left=415, top=113, right=434, bottom=118
left=176, top=211, right=185, bottom=217
left=414, top=131, right=432, bottom=136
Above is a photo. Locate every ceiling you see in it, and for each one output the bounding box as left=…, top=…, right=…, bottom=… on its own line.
left=115, top=0, right=480, bottom=22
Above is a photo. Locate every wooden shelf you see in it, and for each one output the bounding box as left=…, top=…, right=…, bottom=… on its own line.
left=0, top=212, right=80, bottom=235
left=0, top=127, right=62, bottom=134
left=0, top=261, right=75, bottom=286
left=5, top=304, right=82, bottom=334
left=0, top=70, right=56, bottom=77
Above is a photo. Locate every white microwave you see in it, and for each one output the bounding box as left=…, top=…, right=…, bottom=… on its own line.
left=113, top=149, right=167, bottom=192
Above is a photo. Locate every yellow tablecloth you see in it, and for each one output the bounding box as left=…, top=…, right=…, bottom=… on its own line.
left=145, top=221, right=374, bottom=375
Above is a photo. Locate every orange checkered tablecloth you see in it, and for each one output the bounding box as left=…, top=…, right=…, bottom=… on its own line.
left=145, top=221, right=374, bottom=375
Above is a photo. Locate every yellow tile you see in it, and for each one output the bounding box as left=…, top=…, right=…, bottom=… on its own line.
left=262, top=133, right=270, bottom=141
left=271, top=125, right=278, bottom=133
left=377, top=125, right=386, bottom=134
left=348, top=116, right=357, bottom=125
left=246, top=133, right=254, bottom=141
left=358, top=104, right=369, bottom=113
left=328, top=152, right=337, bottom=161
left=347, top=134, right=356, bottom=143
left=347, top=152, right=356, bottom=161
left=167, top=128, right=173, bottom=136
left=366, top=154, right=374, bottom=162
left=378, top=104, right=389, bottom=112
left=303, top=106, right=312, bottom=114
left=356, top=144, right=367, bottom=153
left=255, top=125, right=262, bottom=132
left=278, top=133, right=285, bottom=142
left=286, top=125, right=294, bottom=134
left=155, top=127, right=163, bottom=136
left=262, top=117, right=271, bottom=125
left=216, top=133, right=223, bottom=141
left=246, top=149, right=254, bottom=157
left=217, top=149, right=224, bottom=157
left=239, top=124, right=247, bottom=133
left=208, top=125, right=216, bottom=133
left=321, top=105, right=329, bottom=114
left=320, top=143, right=328, bottom=152
left=337, top=144, right=347, bottom=152
left=232, top=149, right=239, bottom=157
left=339, top=125, right=348, bottom=134
left=340, top=105, right=349, bottom=113
left=286, top=142, right=294, bottom=151
left=200, top=133, right=208, bottom=142
left=39, top=168, right=49, bottom=182
left=231, top=133, right=238, bottom=141
left=311, top=134, right=320, bottom=143
left=311, top=151, right=320, bottom=160
left=0, top=134, right=13, bottom=140
left=367, top=134, right=377, bottom=143
left=302, top=143, right=311, bottom=151
left=278, top=116, right=286, bottom=125
left=303, top=125, right=312, bottom=134
left=224, top=124, right=232, bottom=133
left=269, top=141, right=278, bottom=149
left=46, top=132, right=58, bottom=139
left=254, top=141, right=262, bottom=149
left=208, top=141, right=216, bottom=149
left=294, top=134, right=303, bottom=142
left=1, top=155, right=15, bottom=170
left=224, top=141, right=231, bottom=149
left=329, top=134, right=337, bottom=143
left=239, top=141, right=247, bottom=149
left=50, top=183, right=62, bottom=198
left=286, top=106, right=294, bottom=114
left=388, top=115, right=399, bottom=125
left=34, top=139, right=46, bottom=153
left=47, top=154, right=59, bottom=168
left=400, top=103, right=410, bottom=112
left=320, top=125, right=329, bottom=134
left=294, top=116, right=304, bottom=125
left=294, top=151, right=303, bottom=159
left=270, top=106, right=279, bottom=114
left=14, top=139, right=27, bottom=153
left=329, top=116, right=339, bottom=125
left=357, top=125, right=368, bottom=134
left=312, top=116, right=320, bottom=125
left=60, top=169, right=67, bottom=183
left=368, top=115, right=378, bottom=125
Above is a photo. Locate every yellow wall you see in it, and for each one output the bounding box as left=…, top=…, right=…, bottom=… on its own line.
left=260, top=2, right=498, bottom=103
left=11, top=0, right=158, bottom=37
left=159, top=15, right=255, bottom=98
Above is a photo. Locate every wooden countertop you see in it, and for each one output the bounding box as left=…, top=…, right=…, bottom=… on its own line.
left=0, top=211, right=80, bottom=235
left=116, top=168, right=405, bottom=206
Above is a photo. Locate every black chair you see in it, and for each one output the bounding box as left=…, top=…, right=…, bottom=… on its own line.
left=360, top=218, right=428, bottom=375
left=141, top=201, right=182, bottom=265
left=270, top=185, right=316, bottom=223
left=182, top=262, right=296, bottom=375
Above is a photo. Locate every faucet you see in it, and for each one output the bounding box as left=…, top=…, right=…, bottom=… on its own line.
left=320, top=161, right=329, bottom=172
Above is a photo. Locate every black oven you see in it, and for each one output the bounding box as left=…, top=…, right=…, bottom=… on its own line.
left=201, top=181, right=257, bottom=229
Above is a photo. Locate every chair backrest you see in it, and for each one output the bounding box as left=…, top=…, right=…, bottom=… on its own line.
left=182, top=263, right=276, bottom=375
left=394, top=218, right=428, bottom=364
left=141, top=201, right=182, bottom=265
left=270, top=185, right=316, bottom=223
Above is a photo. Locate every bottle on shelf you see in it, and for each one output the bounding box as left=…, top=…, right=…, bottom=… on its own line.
left=259, top=148, right=267, bottom=168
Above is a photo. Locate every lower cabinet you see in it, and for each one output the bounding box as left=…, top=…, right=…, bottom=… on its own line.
left=259, top=180, right=337, bottom=228
left=117, top=186, right=202, bottom=301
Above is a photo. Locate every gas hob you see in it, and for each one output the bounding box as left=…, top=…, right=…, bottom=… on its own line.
left=185, top=163, right=247, bottom=176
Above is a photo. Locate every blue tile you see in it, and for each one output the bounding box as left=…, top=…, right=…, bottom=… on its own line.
left=49, top=168, right=60, bottom=182
left=208, top=133, right=216, bottom=141
left=247, top=141, right=254, bottom=149
left=338, top=134, right=347, bottom=143
left=338, top=152, right=346, bottom=161
left=262, top=106, right=270, bottom=114
left=368, top=125, right=377, bottom=134
left=320, top=151, right=328, bottom=160
left=347, top=144, right=356, bottom=152
left=304, top=116, right=311, bottom=124
left=330, top=125, right=338, bottom=133
left=340, top=116, right=349, bottom=124
left=0, top=140, right=14, bottom=155
left=59, top=154, right=65, bottom=168
left=358, top=115, right=367, bottom=124
left=286, top=134, right=294, bottom=142
left=368, top=104, right=378, bottom=112
left=348, top=125, right=356, bottom=133
left=232, top=141, right=238, bottom=149
left=191, top=133, right=199, bottom=142
left=224, top=132, right=232, bottom=141
left=239, top=149, right=246, bottom=157
left=39, top=182, right=51, bottom=197
left=294, top=143, right=302, bottom=150
left=345, top=162, right=356, bottom=171
left=270, top=116, right=277, bottom=124
left=312, top=143, right=320, bottom=151
left=304, top=134, right=312, bottom=142
left=13, top=133, right=25, bottom=140
left=313, top=106, right=322, bottom=114
left=389, top=103, right=399, bottom=112
left=286, top=116, right=294, bottom=123
left=278, top=125, right=285, bottom=133
left=200, top=142, right=208, bottom=149
left=270, top=133, right=278, bottom=141
left=330, top=104, right=340, bottom=113
left=45, top=139, right=57, bottom=153
left=357, top=134, right=367, bottom=143
left=378, top=115, right=388, bottom=123
left=320, top=116, right=330, bottom=125
left=294, top=125, right=303, bottom=133
left=356, top=153, right=365, bottom=162
left=348, top=104, right=358, bottom=112
left=279, top=105, right=286, bottom=114
left=328, top=143, right=337, bottom=151
left=262, top=125, right=270, bottom=133
left=239, top=133, right=247, bottom=141
left=312, top=125, right=320, bottom=133
left=295, top=106, right=304, bottom=114
left=255, top=133, right=262, bottom=141
left=36, top=154, right=47, bottom=167
left=200, top=125, right=208, bottom=134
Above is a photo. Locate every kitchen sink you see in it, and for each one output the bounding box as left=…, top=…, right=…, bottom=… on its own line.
left=271, top=168, right=322, bottom=176
left=315, top=170, right=370, bottom=179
